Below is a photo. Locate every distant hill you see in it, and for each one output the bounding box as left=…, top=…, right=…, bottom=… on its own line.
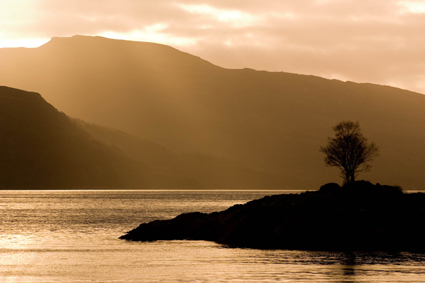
left=0, top=86, right=277, bottom=189
left=77, top=120, right=282, bottom=189
left=1, top=36, right=425, bottom=189
left=0, top=86, right=145, bottom=188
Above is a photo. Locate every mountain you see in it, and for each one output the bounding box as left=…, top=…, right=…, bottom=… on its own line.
left=0, top=86, right=277, bottom=189
left=0, top=86, right=145, bottom=188
left=1, top=35, right=425, bottom=189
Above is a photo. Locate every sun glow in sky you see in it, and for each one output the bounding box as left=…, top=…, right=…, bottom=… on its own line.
left=0, top=37, right=49, bottom=48
left=0, top=0, right=424, bottom=94
left=398, top=0, right=425, bottom=13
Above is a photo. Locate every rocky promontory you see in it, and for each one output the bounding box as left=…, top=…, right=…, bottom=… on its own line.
left=120, top=181, right=425, bottom=252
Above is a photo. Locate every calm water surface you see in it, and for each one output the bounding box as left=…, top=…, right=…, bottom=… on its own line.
left=0, top=190, right=424, bottom=282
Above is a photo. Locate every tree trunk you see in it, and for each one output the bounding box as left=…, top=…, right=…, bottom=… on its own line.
left=349, top=172, right=355, bottom=183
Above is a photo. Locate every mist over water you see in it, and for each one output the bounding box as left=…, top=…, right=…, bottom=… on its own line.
left=0, top=190, right=424, bottom=282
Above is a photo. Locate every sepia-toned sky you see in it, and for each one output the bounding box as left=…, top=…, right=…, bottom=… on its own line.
left=1, top=0, right=424, bottom=94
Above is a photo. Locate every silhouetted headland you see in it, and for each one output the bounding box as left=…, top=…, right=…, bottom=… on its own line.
left=120, top=181, right=425, bottom=252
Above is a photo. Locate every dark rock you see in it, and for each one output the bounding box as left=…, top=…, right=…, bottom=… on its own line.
left=319, top=182, right=340, bottom=194
left=120, top=181, right=425, bottom=252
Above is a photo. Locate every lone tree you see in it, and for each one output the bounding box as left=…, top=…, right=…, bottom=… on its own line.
left=320, top=121, right=379, bottom=184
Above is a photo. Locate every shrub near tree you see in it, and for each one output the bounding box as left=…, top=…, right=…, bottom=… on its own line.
left=320, top=121, right=379, bottom=184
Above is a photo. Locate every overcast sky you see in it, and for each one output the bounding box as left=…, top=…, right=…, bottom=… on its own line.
left=1, top=0, right=424, bottom=94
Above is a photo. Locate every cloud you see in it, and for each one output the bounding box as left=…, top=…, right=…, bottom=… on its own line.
left=0, top=0, right=424, bottom=94
left=99, top=24, right=203, bottom=47
left=176, top=3, right=264, bottom=28
left=398, top=0, right=425, bottom=14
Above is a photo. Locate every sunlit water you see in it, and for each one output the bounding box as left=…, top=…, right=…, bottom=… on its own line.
left=1, top=190, right=424, bottom=282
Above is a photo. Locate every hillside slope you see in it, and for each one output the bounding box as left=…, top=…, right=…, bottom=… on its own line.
left=0, top=86, right=278, bottom=189
left=0, top=86, right=146, bottom=188
left=78, top=120, right=283, bottom=189
left=1, top=36, right=424, bottom=188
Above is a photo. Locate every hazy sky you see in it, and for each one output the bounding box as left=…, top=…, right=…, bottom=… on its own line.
left=1, top=0, right=424, bottom=94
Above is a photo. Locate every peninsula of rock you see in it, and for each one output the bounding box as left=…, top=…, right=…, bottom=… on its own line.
left=120, top=181, right=425, bottom=252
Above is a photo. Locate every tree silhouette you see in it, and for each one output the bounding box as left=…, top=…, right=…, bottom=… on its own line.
left=320, top=121, right=379, bottom=184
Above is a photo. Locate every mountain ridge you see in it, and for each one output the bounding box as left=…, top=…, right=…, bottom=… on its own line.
left=0, top=35, right=424, bottom=189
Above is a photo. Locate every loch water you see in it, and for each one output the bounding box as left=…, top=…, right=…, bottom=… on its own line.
left=1, top=190, right=424, bottom=282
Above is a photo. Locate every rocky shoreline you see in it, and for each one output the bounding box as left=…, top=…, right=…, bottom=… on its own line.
left=120, top=181, right=425, bottom=252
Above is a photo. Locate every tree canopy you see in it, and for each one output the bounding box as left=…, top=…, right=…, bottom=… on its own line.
left=320, top=121, right=379, bottom=184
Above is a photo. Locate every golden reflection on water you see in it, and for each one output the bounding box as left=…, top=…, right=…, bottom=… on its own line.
left=0, top=234, right=38, bottom=250
left=1, top=238, right=425, bottom=282
left=1, top=190, right=425, bottom=282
